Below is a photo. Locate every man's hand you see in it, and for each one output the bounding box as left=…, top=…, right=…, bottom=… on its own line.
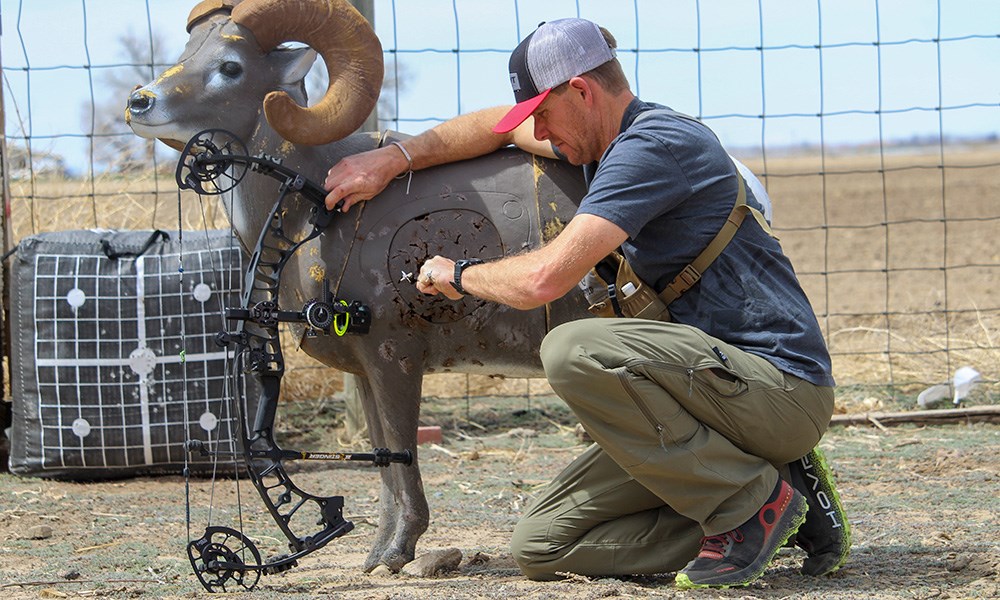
left=417, top=256, right=463, bottom=300
left=323, top=144, right=410, bottom=212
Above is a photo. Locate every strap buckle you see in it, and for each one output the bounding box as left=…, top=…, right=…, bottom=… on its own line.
left=674, top=264, right=701, bottom=291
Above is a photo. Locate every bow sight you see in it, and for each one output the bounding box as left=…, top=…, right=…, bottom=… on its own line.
left=176, top=129, right=412, bottom=593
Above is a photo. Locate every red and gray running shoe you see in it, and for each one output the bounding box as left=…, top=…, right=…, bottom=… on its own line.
left=675, top=479, right=807, bottom=589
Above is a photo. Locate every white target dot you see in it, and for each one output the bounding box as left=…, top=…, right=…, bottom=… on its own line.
left=199, top=411, right=219, bottom=432
left=193, top=283, right=212, bottom=303
left=66, top=288, right=87, bottom=309
left=72, top=418, right=91, bottom=438
left=128, top=347, right=157, bottom=376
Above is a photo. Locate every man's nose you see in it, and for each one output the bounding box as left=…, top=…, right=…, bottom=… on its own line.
left=533, top=119, right=548, bottom=141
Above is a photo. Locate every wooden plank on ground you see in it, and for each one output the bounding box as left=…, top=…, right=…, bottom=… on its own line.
left=830, top=405, right=1000, bottom=427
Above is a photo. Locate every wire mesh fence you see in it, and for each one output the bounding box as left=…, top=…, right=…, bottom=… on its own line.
left=2, top=0, right=998, bottom=412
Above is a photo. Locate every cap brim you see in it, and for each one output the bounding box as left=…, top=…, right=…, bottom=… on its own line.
left=492, top=88, right=551, bottom=134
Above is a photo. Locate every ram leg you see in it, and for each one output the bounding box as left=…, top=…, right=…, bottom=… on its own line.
left=355, top=370, right=429, bottom=572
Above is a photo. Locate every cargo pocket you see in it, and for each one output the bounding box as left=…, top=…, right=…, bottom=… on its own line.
left=693, top=365, right=749, bottom=398
left=623, top=357, right=752, bottom=448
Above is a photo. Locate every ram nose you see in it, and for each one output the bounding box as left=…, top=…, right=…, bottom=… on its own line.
left=126, top=87, right=155, bottom=116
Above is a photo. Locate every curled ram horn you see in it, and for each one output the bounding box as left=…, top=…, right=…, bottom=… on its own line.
left=232, top=0, right=384, bottom=146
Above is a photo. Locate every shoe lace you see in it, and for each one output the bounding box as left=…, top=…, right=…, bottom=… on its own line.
left=698, top=529, right=745, bottom=559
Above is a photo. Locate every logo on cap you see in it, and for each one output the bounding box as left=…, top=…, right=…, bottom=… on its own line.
left=509, top=73, right=521, bottom=93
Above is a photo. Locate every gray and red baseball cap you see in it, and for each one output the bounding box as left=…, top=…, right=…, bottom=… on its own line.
left=493, top=18, right=616, bottom=134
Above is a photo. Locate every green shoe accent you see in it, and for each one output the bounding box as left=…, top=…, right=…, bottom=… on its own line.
left=674, top=573, right=714, bottom=590
left=787, top=447, right=851, bottom=576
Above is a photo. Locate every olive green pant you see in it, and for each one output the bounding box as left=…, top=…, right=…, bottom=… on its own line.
left=511, top=319, right=834, bottom=580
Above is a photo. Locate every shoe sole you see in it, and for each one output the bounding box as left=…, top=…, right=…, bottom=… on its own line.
left=798, top=447, right=851, bottom=576
left=675, top=488, right=808, bottom=590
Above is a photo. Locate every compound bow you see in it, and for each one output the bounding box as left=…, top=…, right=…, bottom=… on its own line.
left=175, top=129, right=412, bottom=593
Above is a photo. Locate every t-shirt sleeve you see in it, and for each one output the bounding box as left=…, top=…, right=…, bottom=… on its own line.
left=576, top=133, right=694, bottom=239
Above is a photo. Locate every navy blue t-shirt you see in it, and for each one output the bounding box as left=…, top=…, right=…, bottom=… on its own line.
left=576, top=98, right=835, bottom=387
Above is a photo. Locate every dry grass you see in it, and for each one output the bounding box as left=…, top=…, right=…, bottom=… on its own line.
left=7, top=146, right=999, bottom=413
left=8, top=168, right=231, bottom=236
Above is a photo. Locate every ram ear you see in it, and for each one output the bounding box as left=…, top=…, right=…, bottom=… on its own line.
left=276, top=47, right=318, bottom=89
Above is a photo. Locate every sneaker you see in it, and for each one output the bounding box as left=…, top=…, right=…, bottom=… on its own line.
left=785, top=447, right=851, bottom=576
left=675, top=479, right=807, bottom=589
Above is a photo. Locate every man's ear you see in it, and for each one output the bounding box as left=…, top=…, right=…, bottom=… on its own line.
left=568, top=76, right=594, bottom=105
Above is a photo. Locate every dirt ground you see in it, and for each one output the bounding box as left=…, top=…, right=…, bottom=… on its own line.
left=1, top=149, right=997, bottom=598
left=2, top=401, right=998, bottom=600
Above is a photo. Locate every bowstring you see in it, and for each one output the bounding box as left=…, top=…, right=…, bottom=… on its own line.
left=180, top=158, right=250, bottom=568
left=211, top=175, right=250, bottom=565
left=330, top=201, right=366, bottom=301
left=180, top=186, right=191, bottom=545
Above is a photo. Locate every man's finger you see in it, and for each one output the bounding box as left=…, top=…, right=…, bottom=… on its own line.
left=324, top=189, right=345, bottom=211
left=325, top=183, right=360, bottom=211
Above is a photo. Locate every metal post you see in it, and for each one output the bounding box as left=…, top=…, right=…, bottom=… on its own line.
left=0, top=27, right=14, bottom=466
left=350, top=0, right=379, bottom=133
left=341, top=0, right=376, bottom=443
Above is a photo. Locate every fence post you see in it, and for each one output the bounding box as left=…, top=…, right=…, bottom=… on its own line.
left=338, top=0, right=376, bottom=443
left=0, top=33, right=13, bottom=467
left=353, top=0, right=379, bottom=134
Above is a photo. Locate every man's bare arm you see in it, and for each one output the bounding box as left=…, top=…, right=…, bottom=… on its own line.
left=417, top=214, right=628, bottom=310
left=324, top=106, right=554, bottom=211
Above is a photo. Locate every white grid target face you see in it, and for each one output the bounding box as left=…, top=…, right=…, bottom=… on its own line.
left=30, top=246, right=245, bottom=471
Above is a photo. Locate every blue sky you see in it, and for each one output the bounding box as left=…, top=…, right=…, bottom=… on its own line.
left=2, top=0, right=998, bottom=173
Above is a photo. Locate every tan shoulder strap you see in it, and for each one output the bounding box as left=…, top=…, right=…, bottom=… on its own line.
left=658, top=172, right=774, bottom=305
left=630, top=108, right=775, bottom=306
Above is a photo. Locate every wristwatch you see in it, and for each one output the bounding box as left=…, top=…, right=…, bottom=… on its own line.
left=452, top=259, right=484, bottom=295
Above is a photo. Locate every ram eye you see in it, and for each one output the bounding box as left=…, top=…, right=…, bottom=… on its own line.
left=220, top=61, right=242, bottom=78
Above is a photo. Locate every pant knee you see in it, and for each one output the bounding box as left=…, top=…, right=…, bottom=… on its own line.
left=540, top=320, right=600, bottom=392
left=540, top=321, right=582, bottom=372
left=508, top=519, right=534, bottom=577
left=509, top=517, right=563, bottom=581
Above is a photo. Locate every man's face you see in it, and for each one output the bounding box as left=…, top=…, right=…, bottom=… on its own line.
left=530, top=84, right=600, bottom=165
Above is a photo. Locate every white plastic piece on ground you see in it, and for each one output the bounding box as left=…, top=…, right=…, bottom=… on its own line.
left=952, top=366, right=982, bottom=406
left=916, top=366, right=983, bottom=408
left=917, top=383, right=951, bottom=408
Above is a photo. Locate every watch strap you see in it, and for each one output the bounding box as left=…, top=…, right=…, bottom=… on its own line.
left=453, top=259, right=484, bottom=295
